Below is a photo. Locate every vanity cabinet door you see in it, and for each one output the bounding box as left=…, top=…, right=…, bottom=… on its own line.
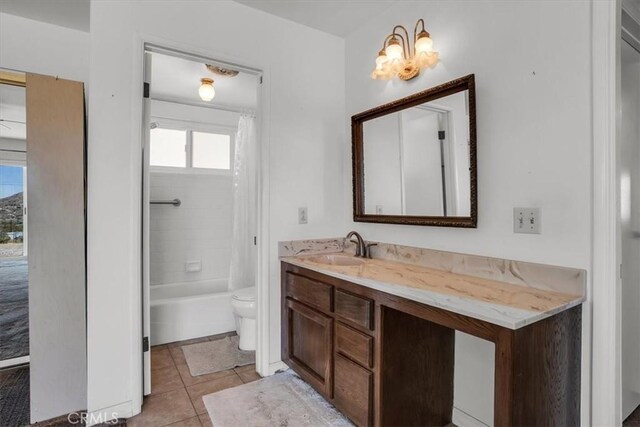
left=284, top=298, right=333, bottom=398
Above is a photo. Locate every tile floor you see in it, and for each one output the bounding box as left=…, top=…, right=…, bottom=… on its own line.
left=127, top=333, right=260, bottom=427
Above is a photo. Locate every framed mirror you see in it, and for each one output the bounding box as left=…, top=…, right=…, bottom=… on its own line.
left=352, top=74, right=477, bottom=227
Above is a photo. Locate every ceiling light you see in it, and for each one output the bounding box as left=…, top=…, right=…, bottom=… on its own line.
left=371, top=19, right=439, bottom=81
left=199, top=78, right=215, bottom=102
left=205, top=64, right=239, bottom=77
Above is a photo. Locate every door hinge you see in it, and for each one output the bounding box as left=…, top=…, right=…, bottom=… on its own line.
left=254, top=236, right=257, bottom=245
left=143, top=336, right=149, bottom=352
left=143, top=82, right=150, bottom=99
left=438, top=130, right=446, bottom=140
left=259, top=76, right=263, bottom=84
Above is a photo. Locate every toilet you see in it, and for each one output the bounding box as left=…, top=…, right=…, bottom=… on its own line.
left=231, top=286, right=257, bottom=351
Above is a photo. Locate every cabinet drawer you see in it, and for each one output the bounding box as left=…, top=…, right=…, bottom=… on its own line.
left=335, top=289, right=373, bottom=330
left=334, top=354, right=372, bottom=427
left=336, top=322, right=373, bottom=368
left=286, top=272, right=332, bottom=312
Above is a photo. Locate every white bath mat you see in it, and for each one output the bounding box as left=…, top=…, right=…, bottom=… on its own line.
left=203, top=370, right=353, bottom=427
left=182, top=335, right=255, bottom=376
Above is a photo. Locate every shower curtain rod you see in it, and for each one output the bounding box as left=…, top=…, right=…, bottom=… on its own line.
left=151, top=95, right=256, bottom=116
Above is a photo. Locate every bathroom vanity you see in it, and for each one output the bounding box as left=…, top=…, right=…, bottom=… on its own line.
left=280, top=249, right=584, bottom=427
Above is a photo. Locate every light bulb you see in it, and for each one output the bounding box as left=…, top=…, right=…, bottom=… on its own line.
left=199, top=78, right=215, bottom=101
left=415, top=31, right=433, bottom=54
left=385, top=38, right=403, bottom=61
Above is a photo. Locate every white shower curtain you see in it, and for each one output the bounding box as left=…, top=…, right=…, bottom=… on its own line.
left=229, top=114, right=257, bottom=291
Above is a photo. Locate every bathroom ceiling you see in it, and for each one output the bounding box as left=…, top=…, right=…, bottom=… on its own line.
left=150, top=52, right=260, bottom=110
left=0, top=0, right=89, bottom=32
left=0, top=85, right=26, bottom=140
left=233, top=0, right=395, bottom=37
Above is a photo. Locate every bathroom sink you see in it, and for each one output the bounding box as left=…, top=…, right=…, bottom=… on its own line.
left=305, top=254, right=366, bottom=266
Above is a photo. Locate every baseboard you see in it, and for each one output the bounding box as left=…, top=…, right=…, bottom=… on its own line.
left=267, top=361, right=288, bottom=376
left=86, top=401, right=134, bottom=426
left=452, top=407, right=489, bottom=427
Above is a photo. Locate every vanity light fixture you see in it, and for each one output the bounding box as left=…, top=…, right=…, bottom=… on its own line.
left=371, top=18, right=439, bottom=81
left=198, top=78, right=215, bottom=101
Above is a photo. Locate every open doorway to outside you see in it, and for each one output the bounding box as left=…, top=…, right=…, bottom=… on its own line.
left=0, top=79, right=28, bottom=369
left=0, top=71, right=29, bottom=427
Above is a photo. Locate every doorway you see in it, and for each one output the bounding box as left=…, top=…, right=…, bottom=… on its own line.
left=136, top=45, right=263, bottom=421
left=0, top=80, right=28, bottom=369
left=621, top=5, right=640, bottom=424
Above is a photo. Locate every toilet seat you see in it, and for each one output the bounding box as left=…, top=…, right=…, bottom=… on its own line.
left=232, top=286, right=256, bottom=302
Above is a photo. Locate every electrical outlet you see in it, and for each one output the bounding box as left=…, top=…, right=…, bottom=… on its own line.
left=514, top=208, right=541, bottom=234
left=185, top=260, right=202, bottom=273
left=376, top=205, right=384, bottom=214
left=298, top=207, right=308, bottom=224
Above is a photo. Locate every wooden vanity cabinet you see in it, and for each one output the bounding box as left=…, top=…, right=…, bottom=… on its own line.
left=282, top=263, right=375, bottom=426
left=281, top=261, right=582, bottom=427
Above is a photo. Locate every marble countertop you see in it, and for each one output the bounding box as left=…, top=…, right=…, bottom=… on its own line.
left=282, top=253, right=585, bottom=330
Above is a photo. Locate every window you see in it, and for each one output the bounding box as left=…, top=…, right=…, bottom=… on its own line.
left=193, top=132, right=231, bottom=170
left=150, top=126, right=233, bottom=171
left=150, top=128, right=187, bottom=167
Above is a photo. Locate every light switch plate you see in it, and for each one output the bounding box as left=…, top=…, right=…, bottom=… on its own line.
left=514, top=208, right=541, bottom=234
left=298, top=207, right=308, bottom=224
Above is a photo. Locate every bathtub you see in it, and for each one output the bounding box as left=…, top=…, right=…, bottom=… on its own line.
left=150, top=279, right=236, bottom=345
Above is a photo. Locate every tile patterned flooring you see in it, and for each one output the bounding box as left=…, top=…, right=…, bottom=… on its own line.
left=128, top=333, right=260, bottom=427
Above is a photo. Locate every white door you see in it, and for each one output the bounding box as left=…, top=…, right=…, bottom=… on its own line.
left=142, top=51, right=152, bottom=396
left=621, top=36, right=640, bottom=420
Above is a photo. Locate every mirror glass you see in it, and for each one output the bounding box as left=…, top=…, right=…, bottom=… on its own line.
left=352, top=75, right=476, bottom=227
left=363, top=91, right=470, bottom=217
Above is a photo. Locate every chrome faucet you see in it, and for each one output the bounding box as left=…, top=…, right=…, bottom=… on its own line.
left=346, top=231, right=377, bottom=258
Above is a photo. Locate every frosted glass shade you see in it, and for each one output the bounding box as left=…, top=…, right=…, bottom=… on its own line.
left=199, top=79, right=215, bottom=101
left=385, top=41, right=403, bottom=60
left=415, top=33, right=433, bottom=54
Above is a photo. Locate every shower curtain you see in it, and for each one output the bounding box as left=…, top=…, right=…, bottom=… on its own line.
left=229, top=114, right=257, bottom=291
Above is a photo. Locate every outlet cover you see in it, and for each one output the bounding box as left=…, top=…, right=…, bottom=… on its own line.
left=185, top=260, right=202, bottom=273
left=298, top=207, right=308, bottom=224
left=514, top=208, right=541, bottom=234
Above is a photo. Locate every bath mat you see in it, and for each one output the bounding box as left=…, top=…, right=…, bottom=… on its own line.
left=203, top=370, right=353, bottom=427
left=182, top=335, right=254, bottom=376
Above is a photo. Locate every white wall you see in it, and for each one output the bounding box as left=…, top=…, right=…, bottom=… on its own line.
left=344, top=1, right=591, bottom=425
left=87, top=0, right=345, bottom=418
left=0, top=13, right=89, bottom=83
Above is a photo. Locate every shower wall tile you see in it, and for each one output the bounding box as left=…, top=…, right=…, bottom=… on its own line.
left=150, top=172, right=233, bottom=286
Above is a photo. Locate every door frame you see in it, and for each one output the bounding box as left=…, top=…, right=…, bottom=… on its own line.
left=591, top=0, right=622, bottom=425
left=135, top=38, right=270, bottom=407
